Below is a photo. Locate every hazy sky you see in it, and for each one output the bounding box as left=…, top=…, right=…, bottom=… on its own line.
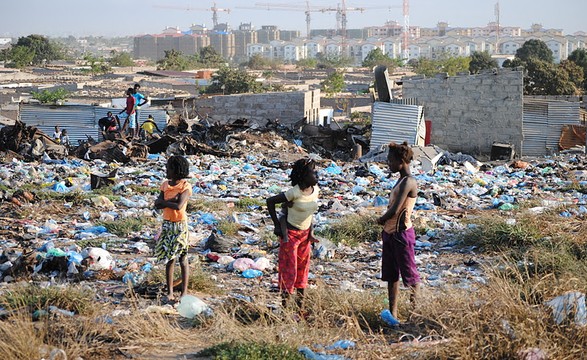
left=1, top=0, right=585, bottom=38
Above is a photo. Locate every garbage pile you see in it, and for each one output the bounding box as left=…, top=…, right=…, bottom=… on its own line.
left=0, top=149, right=586, bottom=294
left=1, top=117, right=370, bottom=165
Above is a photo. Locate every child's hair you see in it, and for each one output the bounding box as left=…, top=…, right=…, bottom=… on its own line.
left=62, top=129, right=67, bottom=134
left=167, top=156, right=190, bottom=179
left=388, top=141, right=413, bottom=163
left=290, top=158, right=315, bottom=186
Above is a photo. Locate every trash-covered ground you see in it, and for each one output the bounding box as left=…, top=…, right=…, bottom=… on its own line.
left=1, top=147, right=587, bottom=359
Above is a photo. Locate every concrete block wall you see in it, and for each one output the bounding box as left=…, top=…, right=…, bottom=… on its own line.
left=403, top=69, right=524, bottom=155
left=195, top=90, right=320, bottom=125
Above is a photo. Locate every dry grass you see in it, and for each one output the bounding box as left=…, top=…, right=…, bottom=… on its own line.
left=317, top=213, right=380, bottom=247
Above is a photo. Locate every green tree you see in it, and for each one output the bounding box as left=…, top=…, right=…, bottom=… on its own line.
left=523, top=58, right=576, bottom=95
left=469, top=51, right=498, bottom=74
left=321, top=70, right=345, bottom=95
left=109, top=50, right=134, bottom=67
left=568, top=48, right=587, bottom=90
left=199, top=46, right=225, bottom=66
left=516, top=39, right=553, bottom=63
left=5, top=46, right=35, bottom=68
left=296, top=58, right=318, bottom=70
left=32, top=88, right=69, bottom=104
left=205, top=66, right=262, bottom=95
left=247, top=54, right=271, bottom=70
left=84, top=54, right=111, bottom=74
left=14, top=34, right=64, bottom=65
left=157, top=49, right=191, bottom=71
left=559, top=60, right=584, bottom=94
left=362, top=48, right=396, bottom=70
left=411, top=55, right=469, bottom=77
left=316, top=52, right=352, bottom=69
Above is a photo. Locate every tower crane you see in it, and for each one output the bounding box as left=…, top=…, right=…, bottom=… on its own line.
left=153, top=2, right=231, bottom=28
left=238, top=1, right=337, bottom=38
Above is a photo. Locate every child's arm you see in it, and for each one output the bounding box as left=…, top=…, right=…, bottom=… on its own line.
left=266, top=193, right=288, bottom=236
left=378, top=177, right=417, bottom=225
left=157, top=190, right=190, bottom=210
left=154, top=191, right=166, bottom=209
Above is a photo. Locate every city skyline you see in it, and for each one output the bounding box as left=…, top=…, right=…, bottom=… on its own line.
left=1, top=0, right=585, bottom=38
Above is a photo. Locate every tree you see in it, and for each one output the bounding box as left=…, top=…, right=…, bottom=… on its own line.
left=568, top=48, right=587, bottom=90
left=84, top=54, right=111, bottom=74
left=14, top=34, right=64, bottom=65
left=5, top=46, right=35, bottom=68
left=109, top=50, right=134, bottom=67
left=559, top=60, right=584, bottom=94
left=411, top=55, right=469, bottom=77
left=199, top=46, right=225, bottom=66
left=362, top=48, right=396, bottom=70
left=469, top=51, right=498, bottom=74
left=316, top=52, right=352, bottom=69
left=523, top=58, right=576, bottom=95
left=321, top=70, right=345, bottom=95
left=516, top=39, right=553, bottom=63
left=247, top=54, right=271, bottom=70
left=296, top=58, right=318, bottom=70
left=32, top=88, right=69, bottom=104
left=157, top=49, right=191, bottom=71
left=205, top=66, right=262, bottom=95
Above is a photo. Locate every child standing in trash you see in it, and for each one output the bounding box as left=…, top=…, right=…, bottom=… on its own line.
left=267, top=158, right=319, bottom=311
left=154, top=155, right=193, bottom=303
left=377, top=141, right=420, bottom=323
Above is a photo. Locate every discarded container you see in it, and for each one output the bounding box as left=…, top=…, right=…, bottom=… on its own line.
left=81, top=247, right=115, bottom=270
left=176, top=295, right=209, bottom=319
left=232, top=258, right=256, bottom=272
left=241, top=269, right=263, bottom=278
left=381, top=309, right=400, bottom=326
left=545, top=292, right=587, bottom=326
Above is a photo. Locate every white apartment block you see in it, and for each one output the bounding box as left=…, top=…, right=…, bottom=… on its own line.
left=244, top=31, right=586, bottom=65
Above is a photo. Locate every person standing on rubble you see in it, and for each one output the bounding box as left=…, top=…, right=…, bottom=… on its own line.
left=267, top=158, right=319, bottom=313
left=154, top=155, right=193, bottom=303
left=377, top=141, right=420, bottom=324
left=60, top=129, right=71, bottom=147
left=117, top=88, right=137, bottom=140
left=133, top=83, right=148, bottom=127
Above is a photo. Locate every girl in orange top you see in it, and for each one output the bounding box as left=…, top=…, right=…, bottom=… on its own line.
left=154, top=155, right=192, bottom=302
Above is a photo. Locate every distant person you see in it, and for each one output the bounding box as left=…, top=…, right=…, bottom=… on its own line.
left=141, top=115, right=162, bottom=140
left=117, top=88, right=137, bottom=140
left=52, top=126, right=61, bottom=143
left=154, top=155, right=192, bottom=304
left=377, top=141, right=420, bottom=324
left=267, top=158, right=319, bottom=314
left=98, top=111, right=120, bottom=140
left=60, top=129, right=71, bottom=147
left=133, top=83, right=148, bottom=123
left=165, top=110, right=171, bottom=125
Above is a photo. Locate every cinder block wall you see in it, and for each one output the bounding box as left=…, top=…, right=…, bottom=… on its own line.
left=403, top=69, right=524, bottom=155
left=195, top=90, right=320, bottom=125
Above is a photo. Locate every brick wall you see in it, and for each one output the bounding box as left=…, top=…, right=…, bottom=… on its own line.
left=195, top=90, right=321, bottom=125
left=402, top=69, right=524, bottom=155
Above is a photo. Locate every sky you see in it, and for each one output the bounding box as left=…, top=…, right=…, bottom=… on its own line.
left=1, top=0, right=585, bottom=38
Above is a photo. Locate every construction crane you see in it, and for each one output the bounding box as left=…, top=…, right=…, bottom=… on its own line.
left=238, top=1, right=337, bottom=38
left=154, top=2, right=231, bottom=28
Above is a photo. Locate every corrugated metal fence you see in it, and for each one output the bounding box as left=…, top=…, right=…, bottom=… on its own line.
left=19, top=104, right=167, bottom=145
left=522, top=99, right=581, bottom=157
left=370, top=100, right=425, bottom=151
